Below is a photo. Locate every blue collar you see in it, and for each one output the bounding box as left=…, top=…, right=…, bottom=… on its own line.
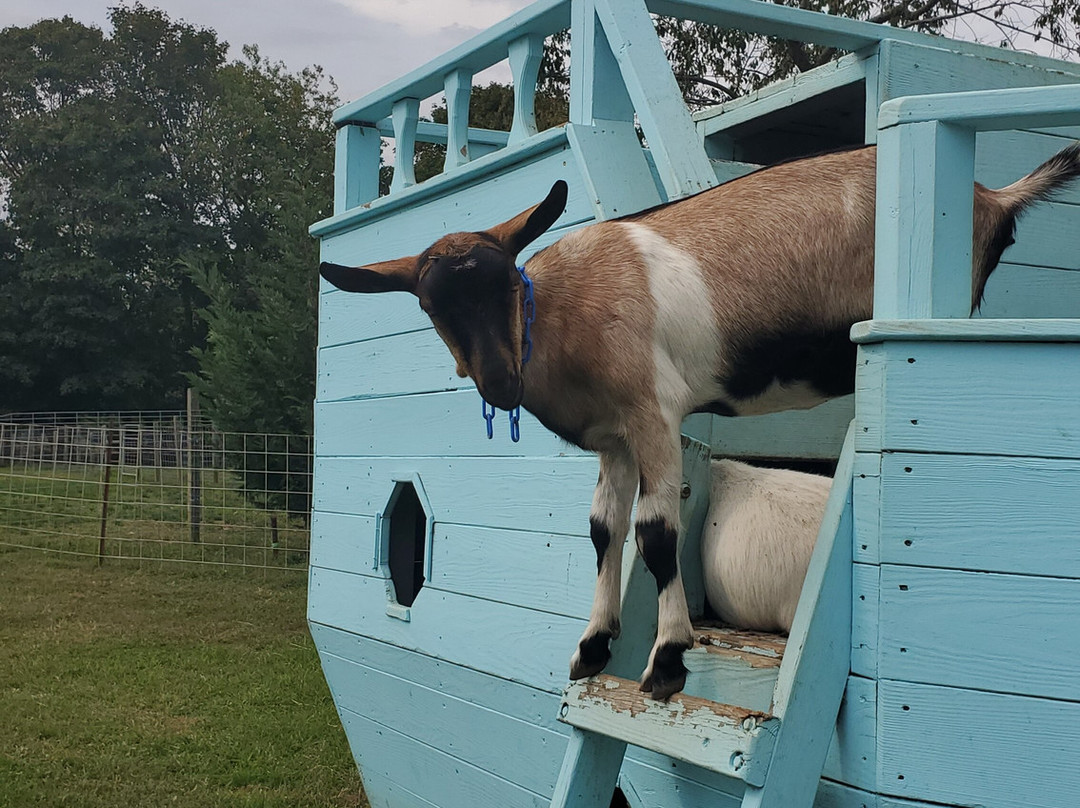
left=482, top=265, right=535, bottom=443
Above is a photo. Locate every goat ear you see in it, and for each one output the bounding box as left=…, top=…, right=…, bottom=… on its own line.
left=319, top=257, right=419, bottom=294
left=486, top=180, right=568, bottom=256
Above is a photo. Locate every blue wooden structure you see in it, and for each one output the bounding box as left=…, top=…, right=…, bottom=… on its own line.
left=308, top=2, right=1080, bottom=807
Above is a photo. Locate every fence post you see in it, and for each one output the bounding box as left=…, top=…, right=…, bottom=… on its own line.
left=187, top=389, right=202, bottom=543
left=98, top=429, right=117, bottom=565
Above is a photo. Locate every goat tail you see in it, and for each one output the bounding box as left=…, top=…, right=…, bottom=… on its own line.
left=993, top=141, right=1080, bottom=212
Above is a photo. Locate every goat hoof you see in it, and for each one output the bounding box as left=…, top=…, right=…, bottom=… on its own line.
left=639, top=643, right=689, bottom=701
left=569, top=632, right=613, bottom=680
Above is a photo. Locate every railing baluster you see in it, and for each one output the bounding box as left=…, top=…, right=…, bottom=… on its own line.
left=443, top=69, right=473, bottom=171
left=334, top=124, right=381, bottom=213
left=390, top=97, right=420, bottom=193
left=508, top=34, right=544, bottom=144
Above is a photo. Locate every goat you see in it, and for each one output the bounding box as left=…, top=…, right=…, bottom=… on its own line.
left=320, top=142, right=1080, bottom=699
left=703, top=460, right=830, bottom=634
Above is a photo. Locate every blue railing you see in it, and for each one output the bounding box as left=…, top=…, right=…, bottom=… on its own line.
left=312, top=0, right=1079, bottom=239
left=874, top=84, right=1080, bottom=322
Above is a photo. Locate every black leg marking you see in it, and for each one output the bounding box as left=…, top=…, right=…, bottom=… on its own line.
left=589, top=517, right=611, bottom=574
left=636, top=517, right=678, bottom=591
left=639, top=640, right=691, bottom=701
left=570, top=631, right=614, bottom=680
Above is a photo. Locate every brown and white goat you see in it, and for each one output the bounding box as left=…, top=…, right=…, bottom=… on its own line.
left=320, top=143, right=1080, bottom=699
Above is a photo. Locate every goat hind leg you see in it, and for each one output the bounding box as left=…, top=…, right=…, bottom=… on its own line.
left=569, top=448, right=636, bottom=680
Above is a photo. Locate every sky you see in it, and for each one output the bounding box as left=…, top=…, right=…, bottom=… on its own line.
left=0, top=1, right=1069, bottom=110
left=0, top=0, right=537, bottom=106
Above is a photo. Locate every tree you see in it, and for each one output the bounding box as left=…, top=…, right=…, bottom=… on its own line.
left=0, top=5, right=334, bottom=421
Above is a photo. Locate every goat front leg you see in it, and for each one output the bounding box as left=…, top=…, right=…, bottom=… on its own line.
left=569, top=447, right=637, bottom=680
left=632, top=420, right=694, bottom=701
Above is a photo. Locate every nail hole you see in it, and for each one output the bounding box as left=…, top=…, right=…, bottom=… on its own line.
left=899, top=584, right=909, bottom=591
left=859, top=595, right=865, bottom=601
left=904, top=539, right=912, bottom=547
left=907, top=357, right=916, bottom=363
left=910, top=419, right=918, bottom=425
left=900, top=647, right=907, bottom=653
left=861, top=544, right=868, bottom=551
left=904, top=466, right=912, bottom=473
left=898, top=774, right=905, bottom=781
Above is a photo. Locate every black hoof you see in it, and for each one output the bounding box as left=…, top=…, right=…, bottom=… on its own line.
left=569, top=631, right=613, bottom=680
left=639, top=643, right=689, bottom=701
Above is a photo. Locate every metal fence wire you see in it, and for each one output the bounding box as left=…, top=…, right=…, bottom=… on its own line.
left=0, top=412, right=311, bottom=572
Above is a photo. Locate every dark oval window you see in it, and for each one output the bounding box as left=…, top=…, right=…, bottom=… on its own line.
left=386, top=482, right=426, bottom=607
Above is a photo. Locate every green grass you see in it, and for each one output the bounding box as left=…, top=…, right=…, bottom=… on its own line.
left=0, top=548, right=366, bottom=808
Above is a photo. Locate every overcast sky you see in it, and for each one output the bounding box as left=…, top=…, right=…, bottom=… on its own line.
left=0, top=0, right=537, bottom=105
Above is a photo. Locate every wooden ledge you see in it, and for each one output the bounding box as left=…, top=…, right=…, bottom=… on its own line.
left=851, top=318, right=1080, bottom=344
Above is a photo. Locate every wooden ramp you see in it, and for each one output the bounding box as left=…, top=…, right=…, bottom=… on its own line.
left=551, top=426, right=855, bottom=808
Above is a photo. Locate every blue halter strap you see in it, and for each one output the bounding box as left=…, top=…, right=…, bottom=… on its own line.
left=482, top=265, right=535, bottom=442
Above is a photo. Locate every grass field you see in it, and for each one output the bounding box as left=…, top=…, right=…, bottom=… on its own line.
left=0, top=548, right=366, bottom=808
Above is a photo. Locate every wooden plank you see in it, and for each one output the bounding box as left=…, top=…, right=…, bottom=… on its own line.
left=566, top=121, right=663, bottom=219
left=864, top=340, right=1080, bottom=458
left=877, top=679, right=1080, bottom=807
left=709, top=396, right=854, bottom=461
left=310, top=624, right=565, bottom=731
left=313, top=129, right=582, bottom=244
left=355, top=770, right=442, bottom=808
left=428, top=523, right=596, bottom=619
left=619, top=753, right=743, bottom=808
left=569, top=0, right=635, bottom=126
left=850, top=563, right=879, bottom=679
left=337, top=706, right=549, bottom=808
left=873, top=119, right=975, bottom=319
left=594, top=0, right=717, bottom=199
left=878, top=565, right=1080, bottom=701
left=334, top=124, right=379, bottom=212
left=559, top=674, right=779, bottom=785
left=549, top=728, right=627, bottom=808
left=976, top=129, right=1080, bottom=206
left=878, top=452, right=1080, bottom=577
left=312, top=455, right=597, bottom=534
left=318, top=289, right=429, bottom=348
left=309, top=566, right=585, bottom=693
left=879, top=83, right=1080, bottom=132
left=852, top=451, right=880, bottom=564
left=821, top=675, right=877, bottom=794
left=990, top=199, right=1080, bottom=272
left=976, top=263, right=1080, bottom=319
left=317, top=330, right=462, bottom=402
left=695, top=52, right=867, bottom=138
left=877, top=40, right=1080, bottom=107
left=310, top=511, right=378, bottom=575
left=851, top=318, right=1080, bottom=342
left=314, top=391, right=592, bottom=458
left=743, top=424, right=854, bottom=808
left=320, top=651, right=566, bottom=796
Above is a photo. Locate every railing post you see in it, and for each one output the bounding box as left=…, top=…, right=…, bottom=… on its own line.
left=570, top=0, right=634, bottom=126
left=443, top=68, right=472, bottom=170
left=507, top=34, right=544, bottom=144
left=874, top=119, right=976, bottom=319
left=334, top=124, right=380, bottom=213
left=390, top=97, right=420, bottom=193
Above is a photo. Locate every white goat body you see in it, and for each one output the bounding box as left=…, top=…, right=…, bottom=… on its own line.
left=702, top=460, right=830, bottom=634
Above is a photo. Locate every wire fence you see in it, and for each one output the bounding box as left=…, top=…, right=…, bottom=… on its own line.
left=0, top=411, right=311, bottom=573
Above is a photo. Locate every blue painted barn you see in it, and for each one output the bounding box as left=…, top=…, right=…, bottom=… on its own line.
left=308, top=2, right=1080, bottom=807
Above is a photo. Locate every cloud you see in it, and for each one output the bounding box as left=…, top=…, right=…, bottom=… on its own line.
left=331, top=0, right=529, bottom=37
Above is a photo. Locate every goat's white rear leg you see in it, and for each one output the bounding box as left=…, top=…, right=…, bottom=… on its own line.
left=569, top=448, right=637, bottom=680
left=633, top=421, right=694, bottom=700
